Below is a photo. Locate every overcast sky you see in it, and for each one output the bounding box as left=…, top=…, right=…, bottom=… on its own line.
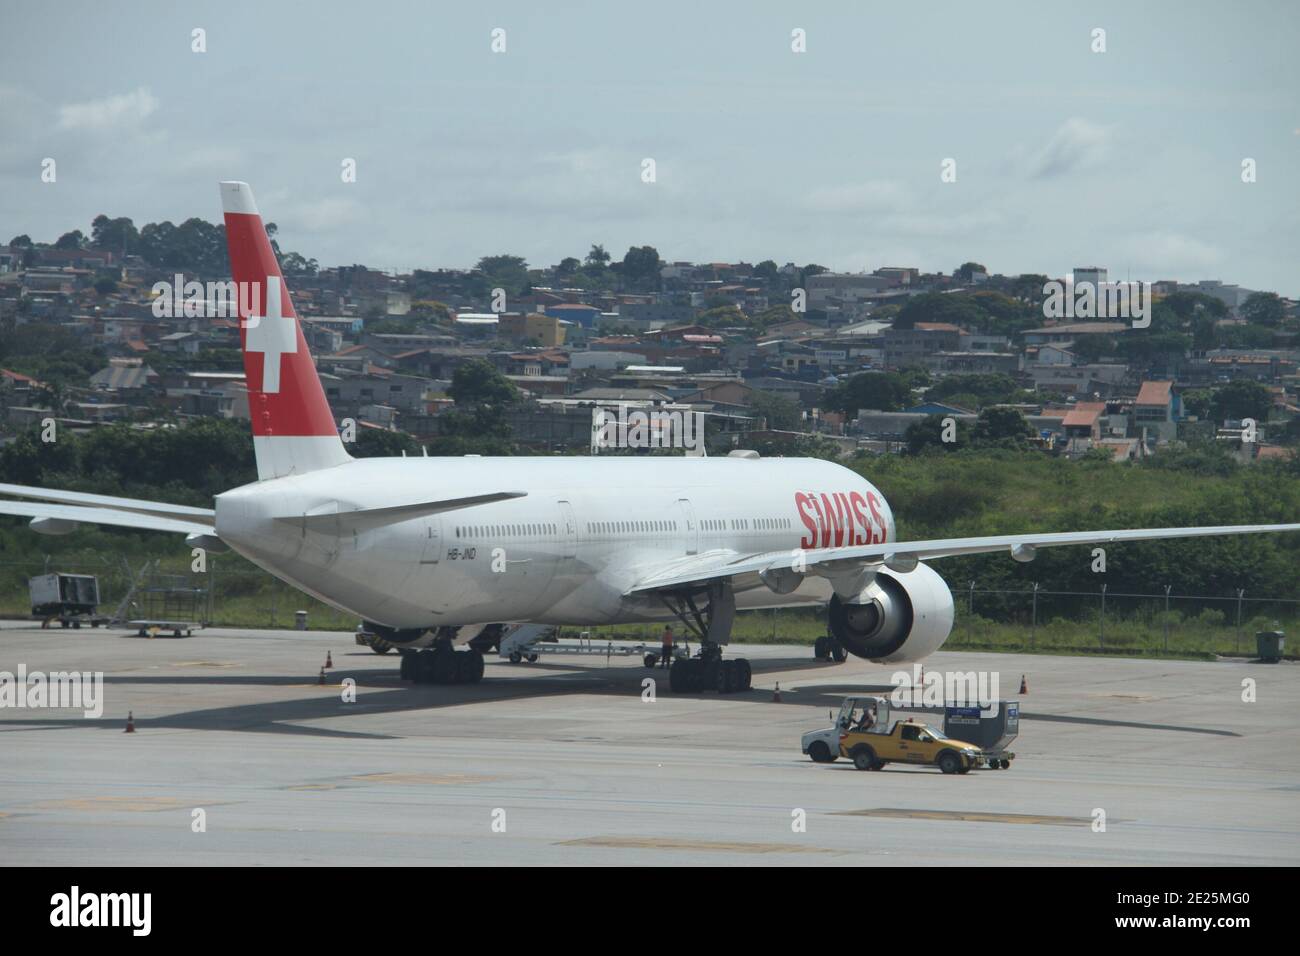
left=2, top=1, right=1297, bottom=294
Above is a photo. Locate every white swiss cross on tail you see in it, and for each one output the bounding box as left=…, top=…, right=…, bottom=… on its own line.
left=244, top=275, right=297, bottom=394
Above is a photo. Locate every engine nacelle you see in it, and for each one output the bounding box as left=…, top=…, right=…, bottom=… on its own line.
left=363, top=621, right=429, bottom=647
left=828, top=562, right=954, bottom=663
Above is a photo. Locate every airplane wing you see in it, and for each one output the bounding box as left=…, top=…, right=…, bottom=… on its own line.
left=0, top=499, right=216, bottom=536
left=625, top=522, right=1300, bottom=594
left=0, top=482, right=215, bottom=525
left=0, top=483, right=216, bottom=537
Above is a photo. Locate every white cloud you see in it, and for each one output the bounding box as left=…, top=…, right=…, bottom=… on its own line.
left=1022, top=118, right=1111, bottom=180
left=804, top=180, right=908, bottom=214
left=286, top=196, right=366, bottom=232
left=1112, top=231, right=1223, bottom=275
left=57, top=87, right=158, bottom=131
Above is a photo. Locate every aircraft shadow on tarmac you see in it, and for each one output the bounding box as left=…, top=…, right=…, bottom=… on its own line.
left=0, top=657, right=1239, bottom=740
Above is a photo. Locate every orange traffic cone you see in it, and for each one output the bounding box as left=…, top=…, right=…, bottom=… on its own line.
left=318, top=667, right=326, bottom=686
left=773, top=682, right=782, bottom=703
left=124, top=711, right=135, bottom=733
left=1019, top=674, right=1028, bottom=695
left=325, top=651, right=333, bottom=669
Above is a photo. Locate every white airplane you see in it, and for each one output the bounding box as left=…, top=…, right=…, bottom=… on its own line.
left=3, top=181, right=1297, bottom=692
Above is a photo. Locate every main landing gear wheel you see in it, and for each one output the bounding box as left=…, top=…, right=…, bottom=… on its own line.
left=404, top=646, right=485, bottom=685
left=666, top=653, right=752, bottom=694
left=657, top=581, right=750, bottom=694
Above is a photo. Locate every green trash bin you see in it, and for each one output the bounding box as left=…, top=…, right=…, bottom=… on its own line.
left=1256, top=631, right=1284, bottom=663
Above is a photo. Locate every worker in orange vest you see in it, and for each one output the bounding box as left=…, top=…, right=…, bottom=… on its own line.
left=660, top=624, right=674, bottom=669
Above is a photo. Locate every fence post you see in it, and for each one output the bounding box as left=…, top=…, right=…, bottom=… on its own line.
left=967, top=580, right=975, bottom=630
left=1031, top=582, right=1039, bottom=645
left=1099, top=583, right=1107, bottom=648
left=1163, top=584, right=1171, bottom=653
left=1236, top=588, right=1245, bottom=655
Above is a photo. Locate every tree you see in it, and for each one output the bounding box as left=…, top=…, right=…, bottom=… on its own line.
left=749, top=390, right=801, bottom=430
left=1181, top=389, right=1214, bottom=420
left=90, top=215, right=138, bottom=254
left=620, top=245, right=662, bottom=292
left=555, top=256, right=581, bottom=279
left=353, top=428, right=420, bottom=459
left=54, top=230, right=87, bottom=250
left=1211, top=380, right=1271, bottom=423
left=1241, top=292, right=1286, bottom=328
left=474, top=254, right=530, bottom=296
left=584, top=244, right=610, bottom=269
left=904, top=414, right=969, bottom=454
left=447, top=358, right=519, bottom=409
left=956, top=261, right=987, bottom=282
left=280, top=251, right=319, bottom=276
left=8, top=234, right=33, bottom=249
left=825, top=372, right=912, bottom=415
left=972, top=407, right=1032, bottom=446
left=1161, top=291, right=1227, bottom=326
left=798, top=263, right=827, bottom=287
left=928, top=373, right=1028, bottom=409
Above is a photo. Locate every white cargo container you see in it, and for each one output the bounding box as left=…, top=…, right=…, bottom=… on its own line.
left=29, top=572, right=101, bottom=626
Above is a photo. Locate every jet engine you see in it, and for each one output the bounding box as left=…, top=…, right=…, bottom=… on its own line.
left=827, top=562, right=954, bottom=662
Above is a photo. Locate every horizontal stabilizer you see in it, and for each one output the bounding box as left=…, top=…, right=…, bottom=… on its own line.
left=278, top=491, right=527, bottom=534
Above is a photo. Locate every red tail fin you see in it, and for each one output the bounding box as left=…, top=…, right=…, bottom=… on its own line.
left=220, top=181, right=349, bottom=479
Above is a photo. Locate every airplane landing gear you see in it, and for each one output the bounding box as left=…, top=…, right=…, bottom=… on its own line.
left=399, top=638, right=484, bottom=685
left=660, top=581, right=751, bottom=694
left=668, top=647, right=752, bottom=694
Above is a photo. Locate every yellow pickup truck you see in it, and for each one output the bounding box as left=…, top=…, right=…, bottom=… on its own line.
left=840, top=718, right=983, bottom=774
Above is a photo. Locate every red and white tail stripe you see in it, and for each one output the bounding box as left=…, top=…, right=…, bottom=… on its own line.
left=220, top=181, right=350, bottom=480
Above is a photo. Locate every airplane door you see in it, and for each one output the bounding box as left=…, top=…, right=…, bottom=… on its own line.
left=676, top=498, right=698, bottom=555
left=421, top=516, right=442, bottom=565
left=557, top=500, right=577, bottom=558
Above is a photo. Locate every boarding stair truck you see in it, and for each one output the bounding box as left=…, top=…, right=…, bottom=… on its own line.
left=943, top=699, right=1019, bottom=769
left=29, top=572, right=104, bottom=628
left=801, top=695, right=895, bottom=763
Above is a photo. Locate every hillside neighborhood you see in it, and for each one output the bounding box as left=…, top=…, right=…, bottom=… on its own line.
left=2, top=220, right=1297, bottom=463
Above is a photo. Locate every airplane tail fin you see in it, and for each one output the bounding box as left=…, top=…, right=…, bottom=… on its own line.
left=220, top=181, right=351, bottom=480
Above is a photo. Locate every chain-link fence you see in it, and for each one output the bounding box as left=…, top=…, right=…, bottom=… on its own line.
left=949, top=582, right=1297, bottom=657
left=0, top=556, right=357, bottom=631
left=0, top=555, right=1293, bottom=656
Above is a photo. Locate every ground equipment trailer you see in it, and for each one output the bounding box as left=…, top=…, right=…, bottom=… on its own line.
left=29, top=572, right=106, bottom=628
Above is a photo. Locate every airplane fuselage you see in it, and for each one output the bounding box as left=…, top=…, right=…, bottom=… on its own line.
left=214, top=453, right=896, bottom=631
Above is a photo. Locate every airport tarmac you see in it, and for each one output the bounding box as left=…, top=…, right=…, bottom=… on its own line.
left=1, top=623, right=1297, bottom=866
